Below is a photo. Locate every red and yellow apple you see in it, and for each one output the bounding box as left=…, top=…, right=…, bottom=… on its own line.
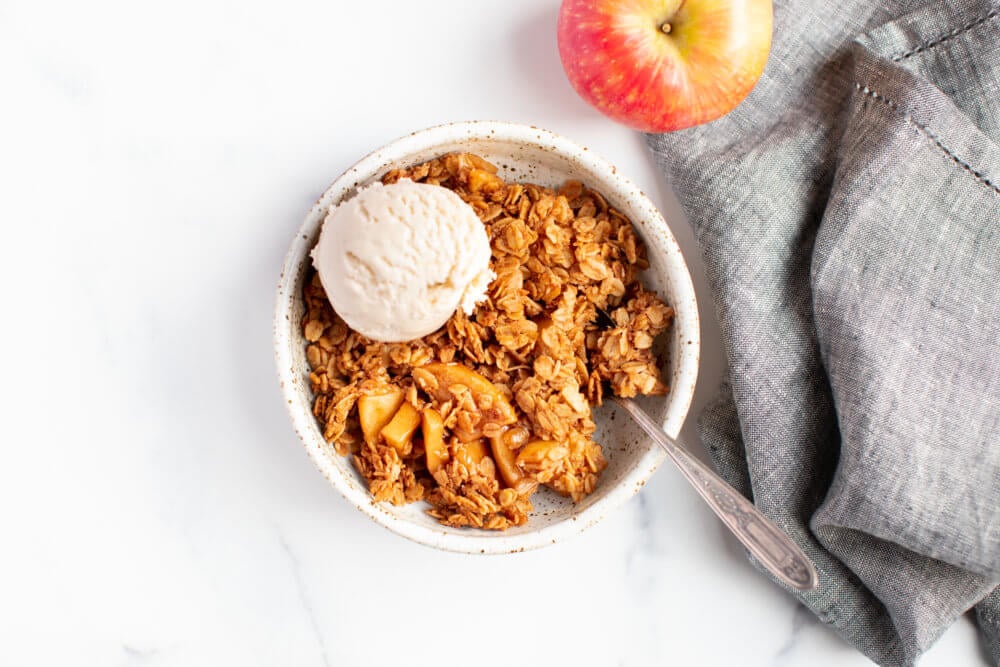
left=558, top=0, right=773, bottom=132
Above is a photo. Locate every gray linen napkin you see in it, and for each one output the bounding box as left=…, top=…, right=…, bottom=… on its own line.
left=645, top=0, right=1000, bottom=664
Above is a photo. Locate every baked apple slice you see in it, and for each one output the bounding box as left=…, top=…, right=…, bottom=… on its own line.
left=357, top=387, right=404, bottom=445
left=411, top=362, right=517, bottom=440
left=421, top=408, right=448, bottom=475
left=380, top=402, right=421, bottom=454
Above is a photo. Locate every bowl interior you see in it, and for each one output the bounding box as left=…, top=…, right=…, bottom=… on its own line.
left=276, top=124, right=699, bottom=553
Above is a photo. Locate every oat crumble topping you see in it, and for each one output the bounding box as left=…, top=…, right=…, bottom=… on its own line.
left=301, top=153, right=673, bottom=529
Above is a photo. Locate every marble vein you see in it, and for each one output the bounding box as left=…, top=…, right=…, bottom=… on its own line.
left=771, top=603, right=812, bottom=666
left=279, top=533, right=332, bottom=667
left=122, top=644, right=159, bottom=663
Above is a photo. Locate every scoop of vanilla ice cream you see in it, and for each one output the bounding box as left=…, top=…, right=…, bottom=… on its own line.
left=310, top=179, right=495, bottom=342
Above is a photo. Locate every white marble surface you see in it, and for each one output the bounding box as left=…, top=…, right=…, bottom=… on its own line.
left=0, top=1, right=990, bottom=665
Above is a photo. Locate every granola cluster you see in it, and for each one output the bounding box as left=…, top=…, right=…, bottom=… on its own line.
left=302, top=153, right=674, bottom=529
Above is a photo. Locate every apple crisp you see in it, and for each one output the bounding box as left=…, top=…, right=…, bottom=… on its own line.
left=301, top=153, right=674, bottom=530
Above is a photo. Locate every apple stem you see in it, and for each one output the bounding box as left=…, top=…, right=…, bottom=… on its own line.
left=660, top=22, right=672, bottom=34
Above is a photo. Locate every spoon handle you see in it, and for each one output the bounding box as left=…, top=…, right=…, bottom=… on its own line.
left=613, top=397, right=818, bottom=591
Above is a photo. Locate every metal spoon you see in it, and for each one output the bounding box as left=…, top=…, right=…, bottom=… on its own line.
left=613, top=395, right=818, bottom=591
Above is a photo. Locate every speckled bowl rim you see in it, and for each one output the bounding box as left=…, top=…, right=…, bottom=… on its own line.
left=275, top=121, right=700, bottom=554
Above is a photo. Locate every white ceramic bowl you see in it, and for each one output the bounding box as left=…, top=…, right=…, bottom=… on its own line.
left=275, top=121, right=699, bottom=553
